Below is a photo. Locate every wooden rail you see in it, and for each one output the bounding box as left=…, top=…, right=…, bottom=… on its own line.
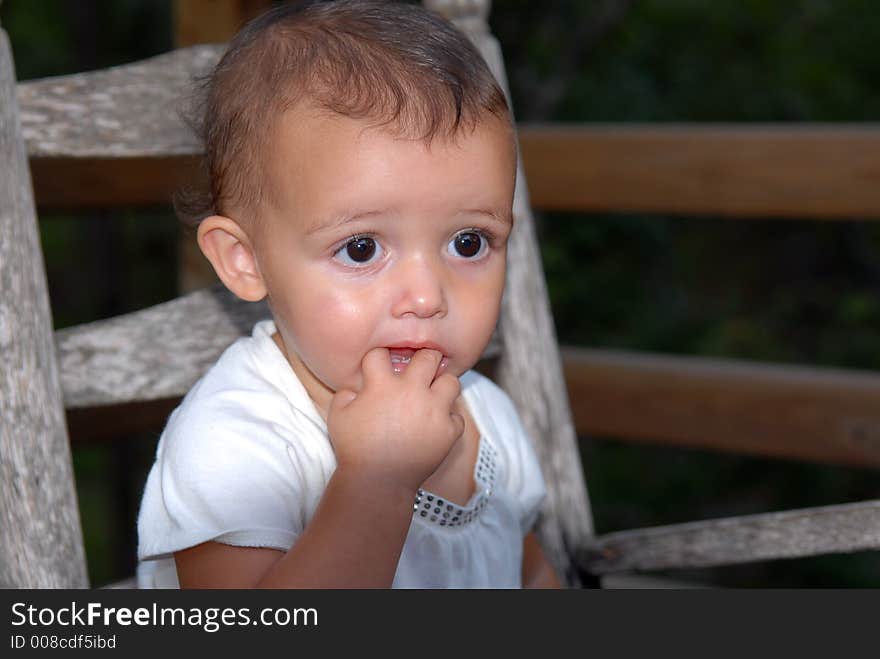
left=519, top=124, right=880, bottom=219
left=26, top=124, right=880, bottom=218
left=563, top=347, right=880, bottom=470
left=580, top=498, right=880, bottom=574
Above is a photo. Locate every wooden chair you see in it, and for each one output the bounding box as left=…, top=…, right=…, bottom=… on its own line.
left=2, top=0, right=879, bottom=589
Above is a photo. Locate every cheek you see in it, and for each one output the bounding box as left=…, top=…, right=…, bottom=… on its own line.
left=314, top=289, right=363, bottom=320
left=455, top=265, right=505, bottom=334
left=295, top=288, right=371, bottom=342
left=285, top=284, right=379, bottom=369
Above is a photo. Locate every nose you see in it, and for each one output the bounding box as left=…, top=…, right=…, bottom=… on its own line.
left=391, top=254, right=448, bottom=319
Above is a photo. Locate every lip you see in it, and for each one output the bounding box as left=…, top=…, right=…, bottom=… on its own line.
left=384, top=342, right=450, bottom=377
left=385, top=341, right=446, bottom=354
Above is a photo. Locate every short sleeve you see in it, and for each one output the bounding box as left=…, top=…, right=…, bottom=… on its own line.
left=463, top=372, right=547, bottom=535
left=504, top=406, right=547, bottom=534
left=137, top=381, right=329, bottom=561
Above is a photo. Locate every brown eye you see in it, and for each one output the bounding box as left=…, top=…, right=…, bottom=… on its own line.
left=451, top=232, right=484, bottom=258
left=345, top=237, right=377, bottom=263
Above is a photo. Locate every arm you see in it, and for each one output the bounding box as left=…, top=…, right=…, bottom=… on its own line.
left=521, top=532, right=562, bottom=589
left=175, top=469, right=415, bottom=588
left=175, top=348, right=463, bottom=589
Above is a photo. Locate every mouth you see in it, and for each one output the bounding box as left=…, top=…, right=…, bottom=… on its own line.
left=387, top=345, right=450, bottom=377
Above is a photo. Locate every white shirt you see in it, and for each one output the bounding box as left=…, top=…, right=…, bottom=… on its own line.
left=137, top=320, right=546, bottom=588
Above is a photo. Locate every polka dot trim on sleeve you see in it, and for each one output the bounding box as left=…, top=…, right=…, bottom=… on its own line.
left=413, top=438, right=498, bottom=528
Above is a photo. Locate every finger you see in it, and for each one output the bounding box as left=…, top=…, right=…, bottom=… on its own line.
left=449, top=412, right=465, bottom=441
left=404, top=349, right=443, bottom=385
left=361, top=347, right=392, bottom=387
left=329, top=388, right=357, bottom=416
left=430, top=372, right=461, bottom=404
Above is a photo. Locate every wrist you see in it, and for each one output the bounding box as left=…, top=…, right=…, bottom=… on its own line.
left=330, top=464, right=419, bottom=510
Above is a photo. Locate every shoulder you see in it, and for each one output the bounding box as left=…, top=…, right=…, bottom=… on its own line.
left=461, top=370, right=547, bottom=532
left=188, top=319, right=314, bottom=415
left=460, top=369, right=512, bottom=410
left=460, top=369, right=532, bottom=467
left=152, top=318, right=331, bottom=514
left=164, top=319, right=325, bottom=454
left=460, top=369, right=524, bottom=435
left=137, top=321, right=332, bottom=559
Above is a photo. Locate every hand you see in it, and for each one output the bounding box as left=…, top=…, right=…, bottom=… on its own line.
left=327, top=348, right=464, bottom=493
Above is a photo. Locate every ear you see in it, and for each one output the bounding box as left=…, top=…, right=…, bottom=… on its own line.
left=197, top=215, right=267, bottom=302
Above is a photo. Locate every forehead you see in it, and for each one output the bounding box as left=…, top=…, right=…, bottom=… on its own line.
left=268, top=103, right=516, bottom=173
left=262, top=106, right=516, bottom=226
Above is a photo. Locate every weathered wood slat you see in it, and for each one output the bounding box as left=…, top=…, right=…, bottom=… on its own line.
left=18, top=45, right=216, bottom=207
left=579, top=499, right=880, bottom=574
left=0, top=24, right=88, bottom=588
left=17, top=44, right=221, bottom=158
left=56, top=285, right=269, bottom=409
left=519, top=124, right=880, bottom=219
left=563, top=346, right=880, bottom=469
left=434, top=1, right=596, bottom=588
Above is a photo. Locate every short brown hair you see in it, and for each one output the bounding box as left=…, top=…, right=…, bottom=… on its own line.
left=177, top=0, right=511, bottom=227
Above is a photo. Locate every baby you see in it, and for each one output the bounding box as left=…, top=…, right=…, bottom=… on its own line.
left=137, top=0, right=560, bottom=588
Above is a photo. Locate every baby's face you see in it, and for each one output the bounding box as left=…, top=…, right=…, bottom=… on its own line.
left=252, top=108, right=516, bottom=414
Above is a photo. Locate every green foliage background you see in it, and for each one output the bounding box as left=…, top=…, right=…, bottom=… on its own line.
left=3, top=0, right=879, bottom=586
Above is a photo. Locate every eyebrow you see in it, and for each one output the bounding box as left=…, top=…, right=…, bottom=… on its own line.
left=305, top=209, right=387, bottom=235
left=305, top=206, right=512, bottom=235
left=461, top=208, right=513, bottom=226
